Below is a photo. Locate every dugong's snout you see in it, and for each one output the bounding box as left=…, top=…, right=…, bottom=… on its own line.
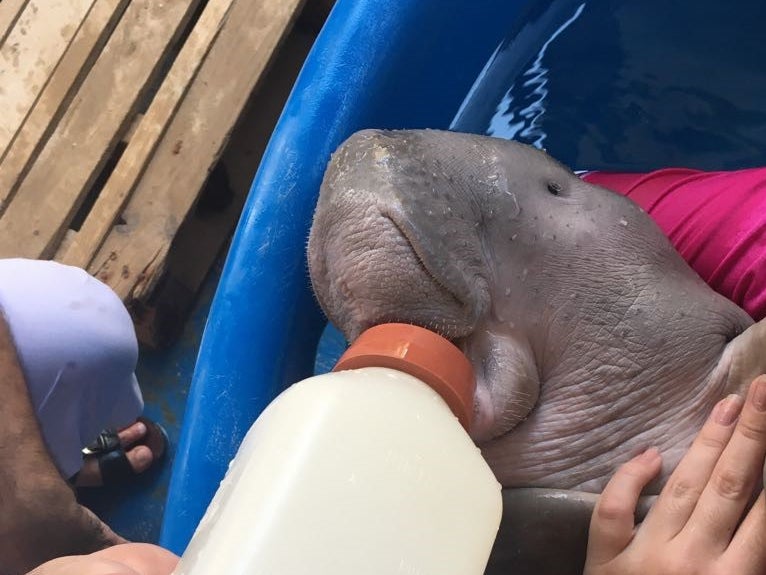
left=308, top=129, right=490, bottom=342
left=309, top=129, right=550, bottom=446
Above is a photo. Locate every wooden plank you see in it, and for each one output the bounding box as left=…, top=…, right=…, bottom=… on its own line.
left=0, top=0, right=202, bottom=259
left=0, top=0, right=28, bottom=46
left=133, top=28, right=317, bottom=347
left=57, top=0, right=237, bottom=269
left=0, top=0, right=129, bottom=213
left=131, top=164, right=240, bottom=348
left=0, top=0, right=94, bottom=160
left=89, top=0, right=306, bottom=301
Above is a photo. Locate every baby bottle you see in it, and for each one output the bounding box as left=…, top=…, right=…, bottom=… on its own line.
left=173, top=323, right=502, bottom=574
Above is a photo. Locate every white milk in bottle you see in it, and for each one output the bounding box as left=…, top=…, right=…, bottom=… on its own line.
left=173, top=323, right=502, bottom=574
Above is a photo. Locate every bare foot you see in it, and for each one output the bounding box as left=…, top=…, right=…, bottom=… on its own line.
left=76, top=420, right=165, bottom=487
left=0, top=476, right=125, bottom=575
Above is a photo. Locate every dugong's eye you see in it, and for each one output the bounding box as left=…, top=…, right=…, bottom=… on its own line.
left=547, top=181, right=562, bottom=196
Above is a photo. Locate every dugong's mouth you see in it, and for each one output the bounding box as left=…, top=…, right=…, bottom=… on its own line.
left=382, top=211, right=471, bottom=334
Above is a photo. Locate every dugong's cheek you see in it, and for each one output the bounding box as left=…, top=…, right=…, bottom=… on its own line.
left=462, top=329, right=540, bottom=444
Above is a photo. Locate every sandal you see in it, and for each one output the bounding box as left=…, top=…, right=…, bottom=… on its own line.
left=76, top=417, right=169, bottom=486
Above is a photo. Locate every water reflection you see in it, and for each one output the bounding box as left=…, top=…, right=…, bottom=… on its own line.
left=487, top=3, right=585, bottom=148
left=453, top=0, right=766, bottom=171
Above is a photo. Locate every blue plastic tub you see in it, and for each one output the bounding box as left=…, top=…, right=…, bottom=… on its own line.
left=161, top=0, right=766, bottom=552
left=160, top=0, right=547, bottom=552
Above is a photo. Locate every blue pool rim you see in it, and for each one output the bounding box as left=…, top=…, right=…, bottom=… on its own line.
left=160, top=0, right=543, bottom=553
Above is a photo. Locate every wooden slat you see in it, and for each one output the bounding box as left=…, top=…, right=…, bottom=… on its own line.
left=133, top=28, right=317, bottom=347
left=57, top=0, right=237, bottom=268
left=0, top=0, right=28, bottom=46
left=0, top=0, right=202, bottom=259
left=89, top=0, right=306, bottom=301
left=0, top=0, right=129, bottom=212
left=0, top=0, right=94, bottom=160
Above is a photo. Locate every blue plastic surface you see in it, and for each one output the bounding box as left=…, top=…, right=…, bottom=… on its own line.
left=160, top=0, right=541, bottom=552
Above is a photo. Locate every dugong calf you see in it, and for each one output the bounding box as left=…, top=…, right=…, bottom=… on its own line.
left=308, top=129, right=766, bottom=574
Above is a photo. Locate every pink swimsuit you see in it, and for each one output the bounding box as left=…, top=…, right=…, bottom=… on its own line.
left=582, top=168, right=766, bottom=321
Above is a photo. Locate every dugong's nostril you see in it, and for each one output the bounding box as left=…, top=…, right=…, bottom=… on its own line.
left=547, top=182, right=562, bottom=196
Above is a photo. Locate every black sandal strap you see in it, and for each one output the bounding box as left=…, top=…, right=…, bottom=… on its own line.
left=82, top=428, right=120, bottom=456
left=97, top=447, right=135, bottom=484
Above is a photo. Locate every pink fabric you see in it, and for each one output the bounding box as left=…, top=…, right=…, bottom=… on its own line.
left=582, top=168, right=766, bottom=321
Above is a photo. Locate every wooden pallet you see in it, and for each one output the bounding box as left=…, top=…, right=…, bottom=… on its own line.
left=0, top=0, right=307, bottom=346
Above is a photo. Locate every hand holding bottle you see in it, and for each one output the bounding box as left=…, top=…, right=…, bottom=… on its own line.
left=27, top=544, right=178, bottom=575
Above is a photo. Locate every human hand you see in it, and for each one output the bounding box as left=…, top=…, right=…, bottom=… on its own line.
left=26, top=543, right=178, bottom=575
left=585, top=375, right=766, bottom=575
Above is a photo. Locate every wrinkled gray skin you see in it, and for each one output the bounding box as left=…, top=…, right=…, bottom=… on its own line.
left=308, top=129, right=766, bottom=574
